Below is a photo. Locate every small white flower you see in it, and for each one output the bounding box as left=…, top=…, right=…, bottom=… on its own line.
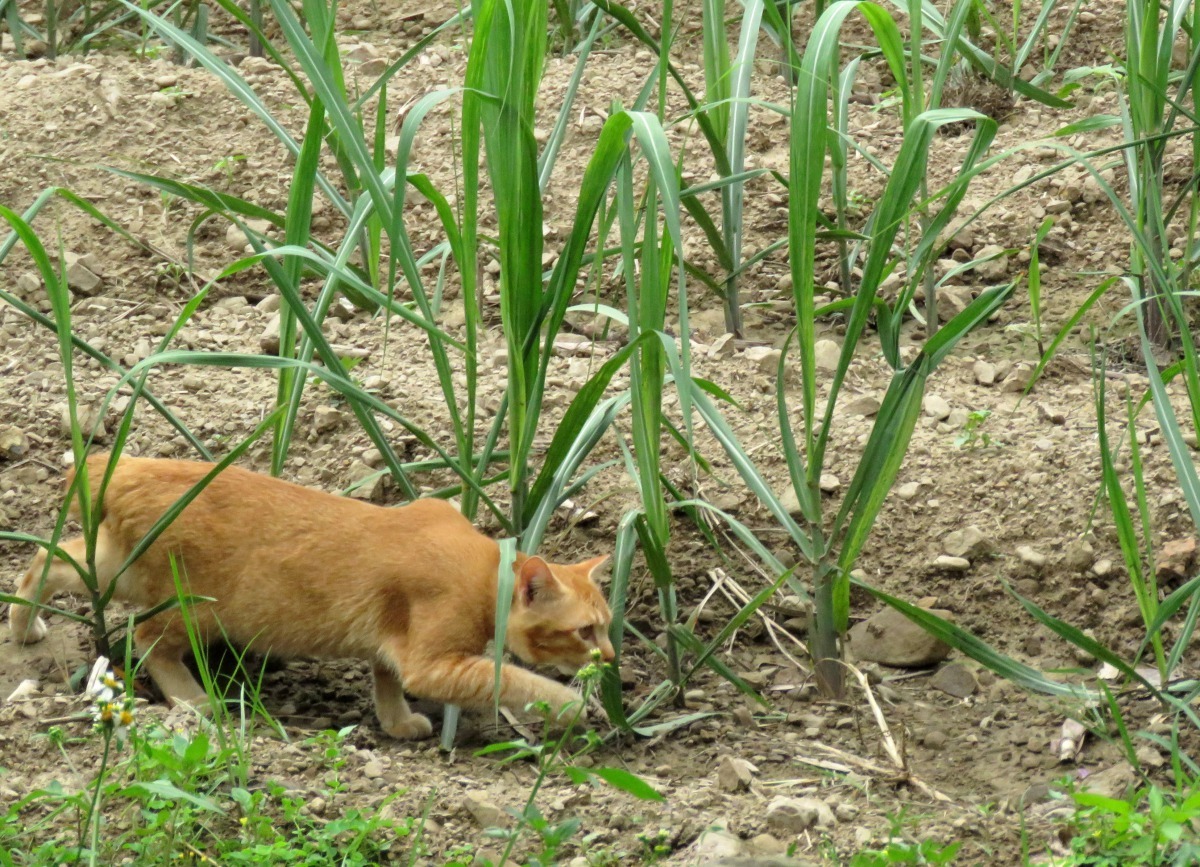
left=85, top=656, right=135, bottom=742
left=84, top=656, right=112, bottom=699
left=113, top=705, right=135, bottom=744
left=85, top=657, right=124, bottom=704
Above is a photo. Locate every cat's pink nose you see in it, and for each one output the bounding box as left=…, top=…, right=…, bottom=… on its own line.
left=599, top=641, right=615, bottom=662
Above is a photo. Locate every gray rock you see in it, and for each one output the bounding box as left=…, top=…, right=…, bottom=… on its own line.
left=942, top=525, right=992, bottom=559
left=1001, top=363, right=1034, bottom=393
left=747, top=833, right=787, bottom=855
left=1016, top=546, right=1047, bottom=568
left=260, top=314, right=281, bottom=355
left=818, top=473, right=840, bottom=493
left=814, top=339, right=840, bottom=371
left=843, top=395, right=880, bottom=416
left=923, top=729, right=949, bottom=750
left=937, top=286, right=972, bottom=320
left=552, top=334, right=592, bottom=357
left=931, top=662, right=978, bottom=698
left=1062, top=538, right=1095, bottom=573
left=766, top=796, right=835, bottom=833
left=973, top=360, right=996, bottom=385
left=694, top=826, right=744, bottom=860
left=974, top=245, right=1009, bottom=281
left=745, top=346, right=782, bottom=374
left=0, top=426, right=30, bottom=459
left=716, top=756, right=756, bottom=792
left=849, top=606, right=953, bottom=668
left=895, top=481, right=922, bottom=501
left=779, top=487, right=803, bottom=518
left=462, top=791, right=506, bottom=828
left=347, top=459, right=383, bottom=501
left=63, top=251, right=103, bottom=296
left=933, top=555, right=970, bottom=572
left=946, top=407, right=970, bottom=428
left=922, top=394, right=951, bottom=420
left=709, top=333, right=736, bottom=359
left=313, top=406, right=344, bottom=433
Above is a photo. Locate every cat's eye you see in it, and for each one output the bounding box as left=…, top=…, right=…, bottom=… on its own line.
left=577, top=625, right=596, bottom=643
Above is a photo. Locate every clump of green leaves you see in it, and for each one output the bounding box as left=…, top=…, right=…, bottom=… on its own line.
left=955, top=409, right=1002, bottom=449
left=0, top=685, right=409, bottom=867
left=1053, top=780, right=1200, bottom=866
left=637, top=828, right=672, bottom=863
left=476, top=653, right=664, bottom=866
left=849, top=808, right=961, bottom=866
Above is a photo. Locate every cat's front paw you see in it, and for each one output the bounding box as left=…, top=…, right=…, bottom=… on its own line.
left=383, top=713, right=433, bottom=740
left=10, top=613, right=47, bottom=644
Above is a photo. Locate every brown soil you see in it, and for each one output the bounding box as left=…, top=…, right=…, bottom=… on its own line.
left=1, top=0, right=1196, bottom=864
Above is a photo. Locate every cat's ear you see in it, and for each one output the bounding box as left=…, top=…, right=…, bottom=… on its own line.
left=517, top=556, right=562, bottom=607
left=579, top=555, right=609, bottom=581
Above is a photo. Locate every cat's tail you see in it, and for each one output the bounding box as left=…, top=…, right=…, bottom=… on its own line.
left=61, top=452, right=116, bottom=520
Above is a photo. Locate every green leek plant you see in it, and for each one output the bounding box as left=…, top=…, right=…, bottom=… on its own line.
left=898, top=0, right=1074, bottom=108
left=684, top=0, right=1013, bottom=699
left=969, top=0, right=1086, bottom=91
left=594, top=0, right=781, bottom=335
left=0, top=0, right=195, bottom=58
left=1118, top=0, right=1198, bottom=348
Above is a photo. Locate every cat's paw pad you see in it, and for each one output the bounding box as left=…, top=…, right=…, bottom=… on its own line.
left=10, top=614, right=47, bottom=644
left=384, top=713, right=433, bottom=740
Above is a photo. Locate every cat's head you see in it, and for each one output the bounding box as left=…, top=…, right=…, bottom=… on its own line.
left=506, top=554, right=614, bottom=671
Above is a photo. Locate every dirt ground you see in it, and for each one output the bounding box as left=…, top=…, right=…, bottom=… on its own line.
left=0, top=0, right=1197, bottom=863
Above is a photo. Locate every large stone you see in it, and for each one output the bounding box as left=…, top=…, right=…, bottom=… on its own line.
left=462, top=791, right=506, bottom=828
left=694, top=826, right=744, bottom=860
left=942, top=525, right=992, bottom=559
left=62, top=251, right=104, bottom=296
left=716, top=756, right=756, bottom=792
left=931, top=662, right=978, bottom=698
left=709, top=333, right=736, bottom=359
left=0, top=426, right=30, bottom=459
left=974, top=244, right=1009, bottom=281
left=813, top=339, right=840, bottom=371
left=346, top=459, right=384, bottom=501
left=745, top=346, right=782, bottom=374
left=1155, top=537, right=1196, bottom=582
left=843, top=394, right=880, bottom=417
left=849, top=606, right=953, bottom=668
left=923, top=394, right=951, bottom=420
left=765, top=796, right=835, bottom=833
left=973, top=360, right=996, bottom=385
left=313, top=406, right=345, bottom=433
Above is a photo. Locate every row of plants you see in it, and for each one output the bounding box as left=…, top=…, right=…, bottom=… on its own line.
left=2, top=0, right=1199, bottom=860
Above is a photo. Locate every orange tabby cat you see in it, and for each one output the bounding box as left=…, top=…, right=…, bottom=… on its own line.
left=9, top=454, right=614, bottom=739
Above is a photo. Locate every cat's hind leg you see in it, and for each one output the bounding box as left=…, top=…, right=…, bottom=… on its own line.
left=372, top=661, right=432, bottom=740
left=135, top=615, right=209, bottom=710
left=9, top=528, right=121, bottom=644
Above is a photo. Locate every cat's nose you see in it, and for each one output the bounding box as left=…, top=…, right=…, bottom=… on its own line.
left=598, top=639, right=615, bottom=662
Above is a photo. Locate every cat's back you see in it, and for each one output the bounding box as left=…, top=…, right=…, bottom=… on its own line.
left=84, top=455, right=374, bottom=540
left=374, top=496, right=500, bottom=582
